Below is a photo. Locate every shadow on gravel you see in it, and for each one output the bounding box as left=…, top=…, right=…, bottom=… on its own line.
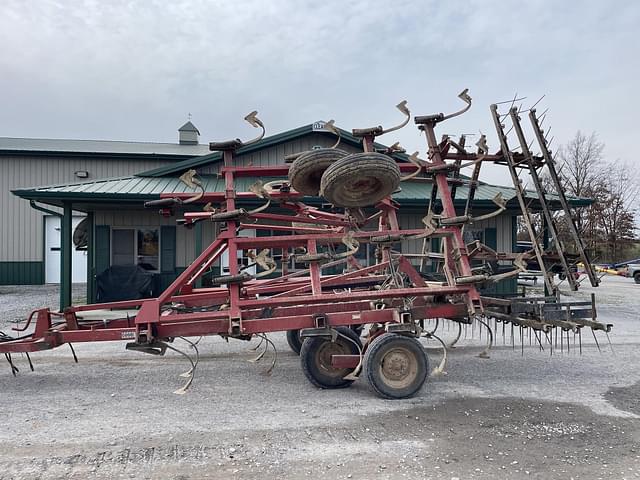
left=607, top=381, right=640, bottom=416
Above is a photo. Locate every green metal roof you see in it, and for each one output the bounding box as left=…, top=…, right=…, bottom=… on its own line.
left=12, top=173, right=592, bottom=210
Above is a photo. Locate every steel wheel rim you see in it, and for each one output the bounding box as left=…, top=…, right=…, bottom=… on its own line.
left=316, top=341, right=348, bottom=377
left=378, top=346, right=418, bottom=389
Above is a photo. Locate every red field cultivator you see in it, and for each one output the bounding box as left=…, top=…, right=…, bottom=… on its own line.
left=0, top=92, right=612, bottom=398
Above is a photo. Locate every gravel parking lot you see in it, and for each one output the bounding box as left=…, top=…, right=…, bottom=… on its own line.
left=0, top=277, right=639, bottom=479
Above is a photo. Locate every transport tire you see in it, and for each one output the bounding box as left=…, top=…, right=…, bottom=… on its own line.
left=320, top=152, right=401, bottom=207
left=634, top=272, right=640, bottom=284
left=300, top=327, right=362, bottom=389
left=286, top=329, right=303, bottom=355
left=288, top=148, right=348, bottom=195
left=364, top=333, right=428, bottom=399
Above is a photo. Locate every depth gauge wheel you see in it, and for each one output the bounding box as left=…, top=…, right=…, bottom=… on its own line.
left=288, top=148, right=348, bottom=195
left=319, top=152, right=401, bottom=207
left=300, top=327, right=362, bottom=389
left=364, top=333, right=429, bottom=399
left=286, top=329, right=303, bottom=355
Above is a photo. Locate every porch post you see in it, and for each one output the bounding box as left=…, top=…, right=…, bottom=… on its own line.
left=86, top=211, right=95, bottom=303
left=60, top=201, right=73, bottom=310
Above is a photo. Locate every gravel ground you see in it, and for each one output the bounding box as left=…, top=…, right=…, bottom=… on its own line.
left=0, top=276, right=639, bottom=479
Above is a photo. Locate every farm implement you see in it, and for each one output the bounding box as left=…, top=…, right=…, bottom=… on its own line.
left=1, top=91, right=612, bottom=398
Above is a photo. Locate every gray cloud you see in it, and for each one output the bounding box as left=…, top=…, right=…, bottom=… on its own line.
left=1, top=0, right=638, bottom=185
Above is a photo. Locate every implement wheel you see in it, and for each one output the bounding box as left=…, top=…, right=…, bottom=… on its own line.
left=364, top=334, right=428, bottom=399
left=286, top=329, right=303, bottom=355
left=300, top=327, right=362, bottom=389
left=288, top=148, right=348, bottom=195
left=320, top=152, right=400, bottom=207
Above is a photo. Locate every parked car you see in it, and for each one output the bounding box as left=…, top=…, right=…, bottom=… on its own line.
left=627, top=264, right=640, bottom=284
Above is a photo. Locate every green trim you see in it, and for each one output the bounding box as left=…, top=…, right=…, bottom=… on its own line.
left=60, top=202, right=72, bottom=309
left=0, top=149, right=197, bottom=162
left=0, top=261, right=45, bottom=285
left=160, top=226, right=176, bottom=273
left=86, top=212, right=95, bottom=303
left=95, top=225, right=111, bottom=277
left=511, top=215, right=518, bottom=252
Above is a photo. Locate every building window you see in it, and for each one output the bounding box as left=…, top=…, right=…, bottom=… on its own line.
left=112, top=228, right=160, bottom=271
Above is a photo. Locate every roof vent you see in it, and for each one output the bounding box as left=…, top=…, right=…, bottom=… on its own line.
left=178, top=120, right=200, bottom=145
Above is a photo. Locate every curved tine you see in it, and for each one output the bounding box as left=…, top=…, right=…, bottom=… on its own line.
left=448, top=321, right=463, bottom=348
left=381, top=100, right=411, bottom=135
left=260, top=334, right=278, bottom=376
left=241, top=110, right=266, bottom=147
left=424, top=332, right=448, bottom=376
left=338, top=330, right=364, bottom=381
left=332, top=233, right=360, bottom=260
left=249, top=335, right=265, bottom=351
left=469, top=193, right=507, bottom=222
left=605, top=330, right=615, bottom=355
left=476, top=317, right=494, bottom=359
left=177, top=337, right=202, bottom=377
left=178, top=337, right=200, bottom=378
left=249, top=334, right=268, bottom=363
left=179, top=170, right=206, bottom=205
left=24, top=352, right=34, bottom=372
left=248, top=198, right=271, bottom=215
left=162, top=342, right=196, bottom=395
left=400, top=152, right=424, bottom=182
left=324, top=119, right=342, bottom=149
left=253, top=264, right=277, bottom=279
left=441, top=89, right=472, bottom=121
left=426, top=318, right=440, bottom=336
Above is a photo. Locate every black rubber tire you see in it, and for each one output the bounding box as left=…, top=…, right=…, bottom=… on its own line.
left=286, top=329, right=303, bottom=355
left=364, top=333, right=429, bottom=399
left=351, top=324, right=364, bottom=337
left=320, top=152, right=401, bottom=207
left=634, top=272, right=640, bottom=284
left=288, top=148, right=348, bottom=195
left=300, top=327, right=362, bottom=389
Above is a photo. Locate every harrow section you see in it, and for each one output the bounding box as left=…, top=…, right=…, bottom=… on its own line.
left=1, top=92, right=612, bottom=398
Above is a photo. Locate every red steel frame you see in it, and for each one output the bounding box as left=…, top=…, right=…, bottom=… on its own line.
left=0, top=120, right=483, bottom=355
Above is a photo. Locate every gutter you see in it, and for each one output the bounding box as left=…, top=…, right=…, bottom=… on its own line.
left=30, top=200, right=62, bottom=217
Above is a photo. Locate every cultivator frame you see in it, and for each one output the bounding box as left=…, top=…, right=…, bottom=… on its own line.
left=1, top=91, right=612, bottom=398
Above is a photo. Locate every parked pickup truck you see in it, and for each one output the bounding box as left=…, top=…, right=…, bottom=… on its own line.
left=627, top=264, right=640, bottom=284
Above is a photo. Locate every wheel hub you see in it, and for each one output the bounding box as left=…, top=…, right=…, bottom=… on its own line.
left=317, top=341, right=347, bottom=376
left=380, top=347, right=418, bottom=388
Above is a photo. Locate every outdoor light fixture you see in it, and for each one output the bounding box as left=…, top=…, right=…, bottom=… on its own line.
left=75, top=170, right=89, bottom=178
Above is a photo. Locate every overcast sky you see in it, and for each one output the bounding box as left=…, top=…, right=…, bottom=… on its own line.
left=1, top=0, right=638, bottom=185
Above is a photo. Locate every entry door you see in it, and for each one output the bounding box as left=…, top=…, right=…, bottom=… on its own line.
left=45, top=216, right=88, bottom=284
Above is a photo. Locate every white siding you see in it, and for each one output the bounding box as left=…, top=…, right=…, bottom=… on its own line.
left=1, top=156, right=173, bottom=261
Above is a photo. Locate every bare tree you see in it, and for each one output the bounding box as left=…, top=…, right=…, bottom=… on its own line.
left=555, top=131, right=605, bottom=248
left=545, top=132, right=639, bottom=262
left=598, top=163, right=639, bottom=262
